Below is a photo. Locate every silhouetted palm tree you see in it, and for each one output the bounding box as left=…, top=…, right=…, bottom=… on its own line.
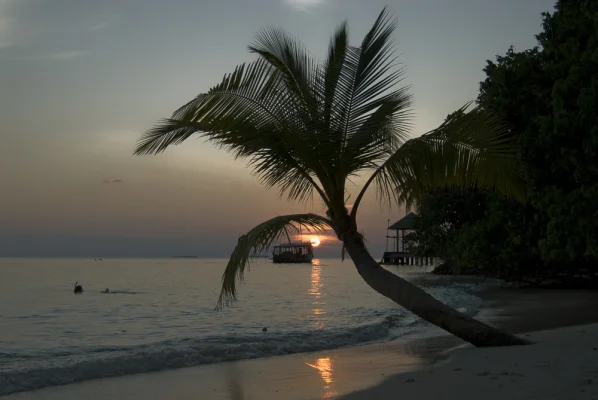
left=135, top=8, right=529, bottom=347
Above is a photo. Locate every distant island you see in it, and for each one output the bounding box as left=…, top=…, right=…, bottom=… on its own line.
left=172, top=256, right=199, bottom=258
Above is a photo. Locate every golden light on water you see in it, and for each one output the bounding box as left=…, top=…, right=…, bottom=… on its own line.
left=309, top=260, right=326, bottom=329
left=307, top=261, right=337, bottom=398
left=305, top=357, right=337, bottom=399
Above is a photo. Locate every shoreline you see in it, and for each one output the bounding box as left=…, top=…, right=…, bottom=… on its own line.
left=4, top=286, right=598, bottom=399
left=0, top=334, right=464, bottom=400
left=340, top=323, right=598, bottom=400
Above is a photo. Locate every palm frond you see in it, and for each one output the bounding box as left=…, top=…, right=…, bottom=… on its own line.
left=316, top=8, right=413, bottom=177
left=134, top=59, right=330, bottom=206
left=248, top=28, right=347, bottom=189
left=217, top=214, right=332, bottom=308
left=342, top=87, right=413, bottom=174
left=248, top=27, right=322, bottom=135
left=352, top=103, right=525, bottom=217
left=322, top=21, right=349, bottom=129
left=135, top=60, right=285, bottom=155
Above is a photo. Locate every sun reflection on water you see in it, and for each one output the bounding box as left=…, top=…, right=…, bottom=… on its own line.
left=309, top=259, right=326, bottom=329
left=305, top=357, right=337, bottom=399
left=306, top=260, right=337, bottom=398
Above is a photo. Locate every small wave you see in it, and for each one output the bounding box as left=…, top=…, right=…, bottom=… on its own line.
left=3, top=314, right=59, bottom=320
left=0, top=313, right=418, bottom=396
left=0, top=351, right=36, bottom=360
left=100, top=290, right=139, bottom=295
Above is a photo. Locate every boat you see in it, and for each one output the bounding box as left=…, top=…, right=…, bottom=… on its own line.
left=272, top=242, right=314, bottom=264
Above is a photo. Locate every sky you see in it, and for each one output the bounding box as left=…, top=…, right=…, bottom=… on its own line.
left=0, top=0, right=556, bottom=257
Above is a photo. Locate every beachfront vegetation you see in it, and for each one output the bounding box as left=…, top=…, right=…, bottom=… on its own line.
left=135, top=8, right=530, bottom=346
left=407, top=0, right=598, bottom=287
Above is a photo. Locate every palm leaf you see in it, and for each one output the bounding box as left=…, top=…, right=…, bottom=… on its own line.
left=134, top=59, right=330, bottom=206
left=247, top=27, right=344, bottom=192
left=342, top=87, right=413, bottom=175
left=248, top=27, right=323, bottom=140
left=322, top=21, right=349, bottom=129
left=351, top=103, right=525, bottom=217
left=217, top=213, right=332, bottom=308
left=317, top=8, right=413, bottom=178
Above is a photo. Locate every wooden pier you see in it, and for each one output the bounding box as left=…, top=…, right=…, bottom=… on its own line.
left=381, top=251, right=436, bottom=266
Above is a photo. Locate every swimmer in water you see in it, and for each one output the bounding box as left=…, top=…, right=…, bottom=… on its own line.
left=101, top=288, right=110, bottom=293
left=74, top=281, right=83, bottom=294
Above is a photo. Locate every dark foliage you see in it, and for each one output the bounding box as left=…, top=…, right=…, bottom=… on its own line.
left=408, top=0, right=598, bottom=286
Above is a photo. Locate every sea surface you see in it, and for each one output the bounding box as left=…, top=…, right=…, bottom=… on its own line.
left=0, top=258, right=488, bottom=396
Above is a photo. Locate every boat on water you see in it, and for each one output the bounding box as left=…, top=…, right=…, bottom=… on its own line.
left=272, top=242, right=314, bottom=264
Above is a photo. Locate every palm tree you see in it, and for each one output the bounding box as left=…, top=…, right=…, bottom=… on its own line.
left=135, top=8, right=529, bottom=347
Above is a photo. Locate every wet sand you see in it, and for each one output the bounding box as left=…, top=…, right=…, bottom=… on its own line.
left=478, top=286, right=598, bottom=333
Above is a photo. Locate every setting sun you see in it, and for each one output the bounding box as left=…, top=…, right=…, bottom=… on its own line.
left=310, top=237, right=321, bottom=247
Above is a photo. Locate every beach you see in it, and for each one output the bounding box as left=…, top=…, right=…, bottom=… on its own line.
left=342, top=323, right=598, bottom=400
left=4, top=285, right=598, bottom=400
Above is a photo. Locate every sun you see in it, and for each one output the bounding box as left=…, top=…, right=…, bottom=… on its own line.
left=310, top=237, right=321, bottom=247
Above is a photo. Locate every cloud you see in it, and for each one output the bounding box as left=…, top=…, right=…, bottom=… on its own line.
left=113, top=179, right=123, bottom=183
left=102, top=179, right=124, bottom=184
left=284, top=0, right=324, bottom=11
left=37, top=50, right=88, bottom=60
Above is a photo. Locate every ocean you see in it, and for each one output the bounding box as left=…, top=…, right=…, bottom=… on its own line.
left=0, top=258, right=487, bottom=396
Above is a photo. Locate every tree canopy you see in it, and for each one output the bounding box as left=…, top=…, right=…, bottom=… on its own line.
left=408, top=0, right=598, bottom=285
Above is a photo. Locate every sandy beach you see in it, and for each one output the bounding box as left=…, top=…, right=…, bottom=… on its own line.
left=4, top=287, right=598, bottom=400
left=342, top=323, right=598, bottom=400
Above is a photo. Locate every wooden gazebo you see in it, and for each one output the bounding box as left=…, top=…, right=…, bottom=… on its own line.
left=381, top=212, right=434, bottom=266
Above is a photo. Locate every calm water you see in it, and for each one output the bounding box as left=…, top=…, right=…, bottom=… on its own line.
left=0, top=258, right=485, bottom=395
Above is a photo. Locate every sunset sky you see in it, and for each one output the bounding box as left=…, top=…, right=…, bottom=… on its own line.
left=0, top=0, right=555, bottom=257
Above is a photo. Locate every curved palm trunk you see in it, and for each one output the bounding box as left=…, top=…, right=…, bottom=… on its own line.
left=343, top=231, right=530, bottom=347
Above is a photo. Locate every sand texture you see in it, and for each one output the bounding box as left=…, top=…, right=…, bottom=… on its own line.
left=341, top=323, right=598, bottom=400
